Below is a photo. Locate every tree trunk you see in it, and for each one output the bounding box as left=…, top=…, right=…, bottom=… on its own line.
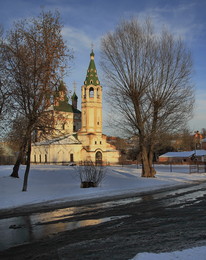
left=10, top=149, right=25, bottom=178
left=10, top=137, right=27, bottom=178
left=141, top=146, right=156, bottom=177
left=22, top=137, right=31, bottom=192
left=10, top=153, right=22, bottom=178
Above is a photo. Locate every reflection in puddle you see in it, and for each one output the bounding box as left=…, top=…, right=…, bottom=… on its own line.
left=0, top=214, right=129, bottom=251
left=1, top=183, right=206, bottom=252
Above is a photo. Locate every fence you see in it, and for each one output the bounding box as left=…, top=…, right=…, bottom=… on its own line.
left=153, top=163, right=206, bottom=174
left=189, top=163, right=206, bottom=174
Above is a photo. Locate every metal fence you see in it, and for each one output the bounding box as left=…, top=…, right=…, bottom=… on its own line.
left=189, top=163, right=206, bottom=174
left=153, top=163, right=206, bottom=174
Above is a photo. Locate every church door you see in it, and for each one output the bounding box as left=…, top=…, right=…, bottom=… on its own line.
left=95, top=151, right=102, bottom=165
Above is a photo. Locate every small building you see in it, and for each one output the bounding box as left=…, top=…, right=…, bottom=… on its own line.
left=159, top=150, right=206, bottom=163
left=201, top=138, right=206, bottom=150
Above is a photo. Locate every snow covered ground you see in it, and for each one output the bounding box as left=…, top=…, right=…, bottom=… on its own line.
left=131, top=246, right=206, bottom=260
left=1, top=164, right=206, bottom=259
left=1, top=164, right=206, bottom=210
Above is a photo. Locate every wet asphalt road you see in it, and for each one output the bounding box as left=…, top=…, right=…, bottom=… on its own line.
left=0, top=182, right=206, bottom=260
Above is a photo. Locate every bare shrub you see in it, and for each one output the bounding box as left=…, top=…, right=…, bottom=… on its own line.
left=77, top=161, right=106, bottom=188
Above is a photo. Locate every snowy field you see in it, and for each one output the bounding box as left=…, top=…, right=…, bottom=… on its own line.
left=1, top=164, right=206, bottom=259
left=1, top=164, right=206, bottom=210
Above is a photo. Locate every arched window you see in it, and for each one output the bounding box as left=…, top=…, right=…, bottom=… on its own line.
left=89, top=87, right=94, bottom=98
left=95, top=151, right=102, bottom=165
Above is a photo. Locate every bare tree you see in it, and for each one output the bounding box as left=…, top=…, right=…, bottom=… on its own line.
left=0, top=25, right=11, bottom=131
left=2, top=10, right=72, bottom=189
left=77, top=161, right=106, bottom=188
left=101, top=18, right=194, bottom=177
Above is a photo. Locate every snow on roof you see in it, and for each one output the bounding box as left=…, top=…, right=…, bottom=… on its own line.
left=159, top=151, right=194, bottom=158
left=159, top=150, right=206, bottom=158
left=195, top=149, right=206, bottom=156
left=33, top=134, right=81, bottom=146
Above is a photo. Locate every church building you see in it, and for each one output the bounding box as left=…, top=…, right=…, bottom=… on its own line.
left=31, top=50, right=120, bottom=165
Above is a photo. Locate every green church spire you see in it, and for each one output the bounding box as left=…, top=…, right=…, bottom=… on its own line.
left=84, top=50, right=100, bottom=86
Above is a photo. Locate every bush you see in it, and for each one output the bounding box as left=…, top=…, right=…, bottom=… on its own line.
left=77, top=161, right=106, bottom=188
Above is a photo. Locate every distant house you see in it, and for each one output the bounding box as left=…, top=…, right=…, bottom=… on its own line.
left=201, top=138, right=206, bottom=150
left=159, top=150, right=206, bottom=163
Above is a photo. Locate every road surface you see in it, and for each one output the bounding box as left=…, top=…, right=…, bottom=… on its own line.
left=0, top=182, right=206, bottom=259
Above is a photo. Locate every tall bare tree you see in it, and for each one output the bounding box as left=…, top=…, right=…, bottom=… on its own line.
left=2, top=10, right=72, bottom=190
left=101, top=18, right=194, bottom=177
left=0, top=25, right=10, bottom=129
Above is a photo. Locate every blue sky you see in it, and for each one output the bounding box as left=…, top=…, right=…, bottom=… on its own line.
left=1, top=0, right=206, bottom=135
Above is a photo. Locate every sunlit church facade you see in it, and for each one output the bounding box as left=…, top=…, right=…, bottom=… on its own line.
left=31, top=51, right=120, bottom=165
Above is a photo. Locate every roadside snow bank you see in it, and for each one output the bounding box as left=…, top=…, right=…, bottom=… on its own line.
left=131, top=246, right=206, bottom=259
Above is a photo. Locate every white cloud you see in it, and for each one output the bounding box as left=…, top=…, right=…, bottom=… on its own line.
left=133, top=2, right=204, bottom=44
left=62, top=26, right=91, bottom=50
left=62, top=26, right=101, bottom=53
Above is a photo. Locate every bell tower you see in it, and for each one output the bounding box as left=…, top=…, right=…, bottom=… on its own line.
left=80, top=50, right=102, bottom=135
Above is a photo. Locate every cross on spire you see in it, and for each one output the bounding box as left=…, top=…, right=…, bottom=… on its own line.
left=91, top=43, right=94, bottom=52
left=73, top=81, right=76, bottom=92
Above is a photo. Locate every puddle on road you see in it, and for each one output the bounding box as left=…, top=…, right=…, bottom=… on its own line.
left=0, top=195, right=142, bottom=252
left=1, top=183, right=206, bottom=252
left=0, top=213, right=129, bottom=251
left=151, top=184, right=206, bottom=208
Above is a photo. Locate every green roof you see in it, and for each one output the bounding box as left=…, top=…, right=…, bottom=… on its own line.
left=84, top=51, right=100, bottom=86
left=54, top=82, right=80, bottom=114
left=58, top=80, right=67, bottom=91
left=54, top=101, right=81, bottom=114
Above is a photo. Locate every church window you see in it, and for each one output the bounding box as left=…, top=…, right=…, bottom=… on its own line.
left=95, top=141, right=97, bottom=144
left=97, top=122, right=99, bottom=125
left=84, top=87, right=86, bottom=98
left=90, top=80, right=93, bottom=84
left=39, top=154, right=41, bottom=163
left=100, top=141, right=102, bottom=144
left=45, top=154, right=47, bottom=163
left=89, top=87, right=94, bottom=97
left=62, top=123, right=65, bottom=130
left=70, top=154, right=74, bottom=162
